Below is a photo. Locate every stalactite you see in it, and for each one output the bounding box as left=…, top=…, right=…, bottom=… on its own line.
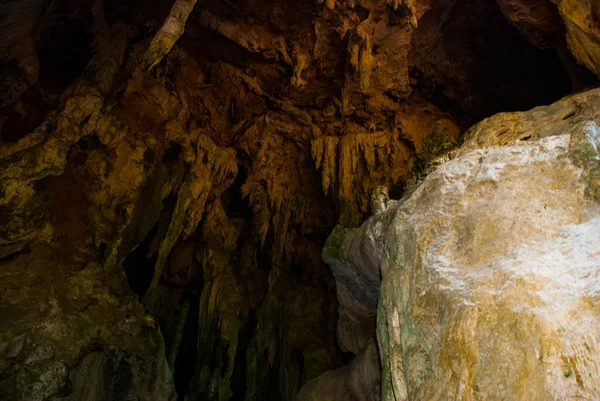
left=182, top=199, right=246, bottom=401
left=86, top=0, right=128, bottom=94
left=312, top=131, right=412, bottom=226
left=139, top=0, right=198, bottom=72
left=238, top=116, right=332, bottom=288
left=144, top=134, right=237, bottom=308
left=168, top=296, right=191, bottom=372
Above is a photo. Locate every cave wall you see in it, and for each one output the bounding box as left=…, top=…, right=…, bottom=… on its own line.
left=0, top=0, right=598, bottom=400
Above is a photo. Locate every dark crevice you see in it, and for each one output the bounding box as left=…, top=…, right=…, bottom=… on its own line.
left=222, top=165, right=252, bottom=219
left=102, top=0, right=134, bottom=24
left=174, top=293, right=200, bottom=400
left=411, top=0, right=574, bottom=127
left=182, top=22, right=270, bottom=69
left=0, top=85, right=56, bottom=144
left=38, top=18, right=93, bottom=95
left=388, top=183, right=405, bottom=200
left=230, top=310, right=256, bottom=401
left=123, top=222, right=159, bottom=297
left=0, top=245, right=31, bottom=264
left=354, top=5, right=370, bottom=23
left=122, top=192, right=179, bottom=297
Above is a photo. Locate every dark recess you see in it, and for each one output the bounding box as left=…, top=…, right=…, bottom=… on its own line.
left=123, top=222, right=159, bottom=297
left=230, top=310, right=256, bottom=401
left=38, top=19, right=92, bottom=94
left=174, top=294, right=200, bottom=400
left=222, top=165, right=252, bottom=219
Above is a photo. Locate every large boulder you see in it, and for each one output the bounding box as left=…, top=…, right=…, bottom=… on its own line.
left=376, top=87, right=600, bottom=400
left=319, top=87, right=600, bottom=401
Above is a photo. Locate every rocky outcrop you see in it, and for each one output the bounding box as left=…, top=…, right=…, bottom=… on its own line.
left=0, top=244, right=177, bottom=401
left=318, top=88, right=600, bottom=401
left=296, top=339, right=380, bottom=401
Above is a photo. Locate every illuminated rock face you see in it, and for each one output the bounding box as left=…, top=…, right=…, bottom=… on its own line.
left=0, top=0, right=598, bottom=400
left=320, top=88, right=600, bottom=401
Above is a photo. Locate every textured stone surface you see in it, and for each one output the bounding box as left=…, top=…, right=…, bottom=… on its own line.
left=322, top=198, right=395, bottom=354
left=0, top=245, right=177, bottom=401
left=295, top=339, right=380, bottom=401
left=557, top=0, right=600, bottom=78
left=295, top=367, right=350, bottom=401
left=322, top=87, right=600, bottom=401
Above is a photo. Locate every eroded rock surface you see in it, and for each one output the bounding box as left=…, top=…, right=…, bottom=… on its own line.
left=0, top=245, right=176, bottom=401
left=320, top=88, right=600, bottom=401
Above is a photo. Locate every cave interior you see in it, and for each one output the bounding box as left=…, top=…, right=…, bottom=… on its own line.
left=0, top=0, right=598, bottom=400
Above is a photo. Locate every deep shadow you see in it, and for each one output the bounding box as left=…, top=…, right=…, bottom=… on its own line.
left=230, top=310, right=256, bottom=401
left=123, top=222, right=158, bottom=297
left=411, top=0, right=578, bottom=128
left=222, top=165, right=252, bottom=219
left=38, top=18, right=92, bottom=94
left=174, top=293, right=200, bottom=400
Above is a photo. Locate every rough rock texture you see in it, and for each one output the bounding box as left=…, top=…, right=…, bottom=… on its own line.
left=0, top=0, right=599, bottom=400
left=556, top=0, right=600, bottom=78
left=0, top=244, right=177, bottom=401
left=497, top=0, right=600, bottom=83
left=321, top=88, right=600, bottom=401
left=296, top=339, right=380, bottom=401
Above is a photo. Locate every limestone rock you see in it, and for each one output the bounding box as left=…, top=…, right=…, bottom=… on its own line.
left=556, top=0, right=600, bottom=78
left=322, top=205, right=396, bottom=354
left=318, top=87, right=600, bottom=401
left=0, top=245, right=177, bottom=401
left=295, top=367, right=351, bottom=401
left=329, top=87, right=600, bottom=401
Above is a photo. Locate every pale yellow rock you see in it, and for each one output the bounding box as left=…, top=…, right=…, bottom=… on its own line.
left=373, top=88, right=600, bottom=400
left=556, top=0, right=600, bottom=78
left=140, top=0, right=198, bottom=71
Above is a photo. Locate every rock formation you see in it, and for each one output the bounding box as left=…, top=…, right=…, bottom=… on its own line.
left=0, top=0, right=598, bottom=400
left=319, top=88, right=600, bottom=400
